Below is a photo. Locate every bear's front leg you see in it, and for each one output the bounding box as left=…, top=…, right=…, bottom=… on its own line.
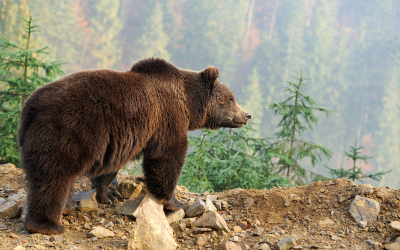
left=142, top=146, right=189, bottom=211
left=91, top=171, right=122, bottom=204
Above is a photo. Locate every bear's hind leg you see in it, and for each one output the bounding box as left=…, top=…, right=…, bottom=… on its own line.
left=91, top=171, right=121, bottom=204
left=24, top=174, right=75, bottom=235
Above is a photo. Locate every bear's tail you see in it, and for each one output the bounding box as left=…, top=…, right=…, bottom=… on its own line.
left=18, top=104, right=37, bottom=148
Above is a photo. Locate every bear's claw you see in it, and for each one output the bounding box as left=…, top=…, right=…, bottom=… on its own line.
left=96, top=187, right=121, bottom=204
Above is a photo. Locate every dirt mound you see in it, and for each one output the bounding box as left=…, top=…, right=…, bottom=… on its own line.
left=1, top=164, right=400, bottom=249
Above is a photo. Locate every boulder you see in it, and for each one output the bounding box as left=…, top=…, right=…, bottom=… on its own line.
left=128, top=196, right=177, bottom=250
left=349, top=195, right=380, bottom=224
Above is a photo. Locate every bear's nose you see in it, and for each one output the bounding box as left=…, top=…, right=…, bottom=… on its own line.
left=245, top=113, right=251, bottom=120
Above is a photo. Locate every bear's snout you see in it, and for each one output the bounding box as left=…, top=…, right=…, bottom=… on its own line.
left=245, top=113, right=251, bottom=120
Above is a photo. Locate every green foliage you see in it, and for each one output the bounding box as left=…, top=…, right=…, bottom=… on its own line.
left=266, top=71, right=334, bottom=185
left=0, top=14, right=64, bottom=165
left=326, top=141, right=390, bottom=183
left=179, top=124, right=291, bottom=193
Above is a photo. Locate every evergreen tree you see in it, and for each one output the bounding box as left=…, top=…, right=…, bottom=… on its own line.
left=267, top=72, right=333, bottom=184
left=0, top=14, right=64, bottom=165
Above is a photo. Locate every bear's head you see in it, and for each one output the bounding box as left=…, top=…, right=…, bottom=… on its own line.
left=201, top=66, right=251, bottom=129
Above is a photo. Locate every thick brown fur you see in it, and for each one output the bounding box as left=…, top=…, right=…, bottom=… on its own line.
left=18, top=57, right=250, bottom=234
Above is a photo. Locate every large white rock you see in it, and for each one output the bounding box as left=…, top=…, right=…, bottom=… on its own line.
left=128, top=196, right=177, bottom=250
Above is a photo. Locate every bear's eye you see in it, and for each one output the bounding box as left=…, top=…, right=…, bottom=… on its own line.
left=229, top=98, right=234, bottom=103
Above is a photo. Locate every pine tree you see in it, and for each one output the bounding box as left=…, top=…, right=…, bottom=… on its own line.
left=0, top=14, right=64, bottom=165
left=267, top=72, right=333, bottom=184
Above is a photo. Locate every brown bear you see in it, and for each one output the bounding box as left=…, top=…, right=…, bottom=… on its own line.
left=18, top=57, right=251, bottom=235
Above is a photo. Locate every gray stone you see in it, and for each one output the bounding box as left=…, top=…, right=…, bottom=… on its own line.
left=195, top=234, right=208, bottom=246
left=72, top=189, right=97, bottom=202
left=372, top=242, right=382, bottom=250
left=193, top=227, right=212, bottom=234
left=245, top=198, right=255, bottom=209
left=277, top=237, right=297, bottom=250
left=358, top=221, right=367, bottom=228
left=192, top=210, right=230, bottom=232
left=121, top=195, right=146, bottom=218
left=253, top=227, right=264, bottom=236
left=349, top=195, right=380, bottom=224
left=390, top=221, right=400, bottom=231
left=0, top=201, right=20, bottom=218
left=88, top=226, right=114, bottom=238
left=105, top=208, right=116, bottom=218
left=180, top=217, right=196, bottom=227
left=258, top=244, right=271, bottom=250
left=78, top=199, right=98, bottom=213
left=213, top=200, right=222, bottom=210
left=128, top=196, right=177, bottom=250
left=0, top=198, right=5, bottom=206
left=206, top=198, right=217, bottom=212
left=232, top=236, right=240, bottom=242
left=222, top=241, right=242, bottom=250
left=118, top=181, right=140, bottom=199
left=5, top=193, right=26, bottom=204
left=104, top=221, right=114, bottom=228
left=185, top=199, right=209, bottom=217
left=384, top=243, right=400, bottom=250
left=63, top=199, right=78, bottom=214
left=205, top=194, right=218, bottom=201
left=129, top=184, right=142, bottom=200
left=165, top=209, right=185, bottom=223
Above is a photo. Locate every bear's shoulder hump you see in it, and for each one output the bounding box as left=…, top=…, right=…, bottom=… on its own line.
left=130, top=57, right=179, bottom=75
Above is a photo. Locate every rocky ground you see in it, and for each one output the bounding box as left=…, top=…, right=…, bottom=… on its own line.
left=1, top=163, right=400, bottom=250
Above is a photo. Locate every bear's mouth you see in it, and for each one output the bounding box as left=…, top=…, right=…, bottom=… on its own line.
left=232, top=119, right=248, bottom=126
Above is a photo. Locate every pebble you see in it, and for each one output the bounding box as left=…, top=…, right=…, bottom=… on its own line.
left=222, top=241, right=242, bottom=250
left=88, top=226, right=114, bottom=238
left=277, top=237, right=296, bottom=250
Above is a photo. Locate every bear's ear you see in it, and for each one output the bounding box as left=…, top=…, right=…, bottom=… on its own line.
left=200, top=66, right=219, bottom=90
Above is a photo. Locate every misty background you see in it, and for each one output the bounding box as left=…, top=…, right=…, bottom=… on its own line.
left=1, top=0, right=399, bottom=188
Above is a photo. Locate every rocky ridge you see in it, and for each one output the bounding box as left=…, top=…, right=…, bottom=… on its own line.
left=1, top=163, right=400, bottom=249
